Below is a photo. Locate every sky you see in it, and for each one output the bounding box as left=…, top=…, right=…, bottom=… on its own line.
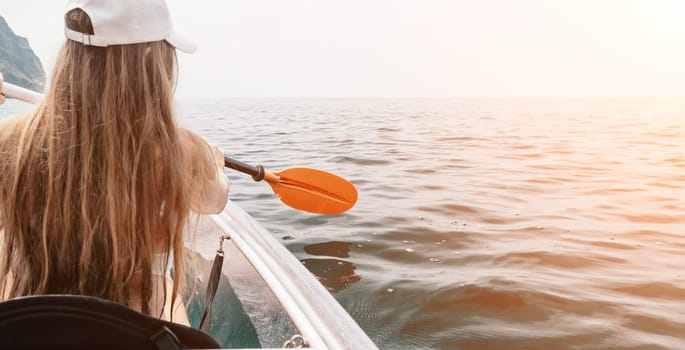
left=1, top=0, right=684, bottom=98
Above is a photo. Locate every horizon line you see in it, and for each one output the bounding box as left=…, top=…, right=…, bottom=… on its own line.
left=174, top=95, right=685, bottom=100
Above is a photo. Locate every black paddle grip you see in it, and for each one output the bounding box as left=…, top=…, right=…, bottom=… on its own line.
left=223, top=155, right=265, bottom=182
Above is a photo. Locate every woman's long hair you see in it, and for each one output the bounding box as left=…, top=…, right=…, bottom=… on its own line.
left=0, top=9, right=215, bottom=317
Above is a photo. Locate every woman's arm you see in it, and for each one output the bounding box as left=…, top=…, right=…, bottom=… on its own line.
left=178, top=129, right=230, bottom=214
left=200, top=144, right=230, bottom=214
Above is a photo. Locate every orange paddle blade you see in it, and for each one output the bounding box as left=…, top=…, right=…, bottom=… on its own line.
left=266, top=167, right=358, bottom=214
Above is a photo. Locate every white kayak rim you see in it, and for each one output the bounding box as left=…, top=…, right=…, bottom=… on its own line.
left=209, top=201, right=378, bottom=350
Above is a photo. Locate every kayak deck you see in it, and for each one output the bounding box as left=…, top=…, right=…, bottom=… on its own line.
left=188, top=200, right=378, bottom=349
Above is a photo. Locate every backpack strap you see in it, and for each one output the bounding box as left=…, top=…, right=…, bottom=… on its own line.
left=151, top=326, right=183, bottom=350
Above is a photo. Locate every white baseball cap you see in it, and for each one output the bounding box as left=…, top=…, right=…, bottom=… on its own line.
left=64, top=0, right=196, bottom=53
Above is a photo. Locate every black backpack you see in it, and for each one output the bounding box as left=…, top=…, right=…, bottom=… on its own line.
left=0, top=294, right=220, bottom=350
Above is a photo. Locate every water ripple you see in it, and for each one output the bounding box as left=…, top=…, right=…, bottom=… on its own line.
left=161, top=98, right=685, bottom=349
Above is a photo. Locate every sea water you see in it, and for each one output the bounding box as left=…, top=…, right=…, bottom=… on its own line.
left=3, top=98, right=684, bottom=349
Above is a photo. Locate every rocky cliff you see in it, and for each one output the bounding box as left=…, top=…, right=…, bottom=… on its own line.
left=0, top=16, right=45, bottom=92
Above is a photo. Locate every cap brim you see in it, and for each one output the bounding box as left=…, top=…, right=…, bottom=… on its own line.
left=166, top=31, right=197, bottom=54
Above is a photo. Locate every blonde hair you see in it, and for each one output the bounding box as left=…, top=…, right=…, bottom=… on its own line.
left=0, top=9, right=215, bottom=316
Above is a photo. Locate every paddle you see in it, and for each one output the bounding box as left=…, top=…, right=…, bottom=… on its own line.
left=224, top=156, right=357, bottom=214
left=1, top=81, right=43, bottom=104
left=1, top=81, right=358, bottom=214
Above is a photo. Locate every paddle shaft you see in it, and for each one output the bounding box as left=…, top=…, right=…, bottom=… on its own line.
left=3, top=82, right=275, bottom=183
left=2, top=81, right=356, bottom=213
left=224, top=156, right=280, bottom=183
left=2, top=82, right=268, bottom=181
left=1, top=82, right=43, bottom=104
left=224, top=156, right=262, bottom=179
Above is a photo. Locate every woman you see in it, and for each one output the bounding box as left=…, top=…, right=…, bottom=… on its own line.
left=0, top=0, right=229, bottom=325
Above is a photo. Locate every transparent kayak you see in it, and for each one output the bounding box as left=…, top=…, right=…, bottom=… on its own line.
left=187, top=200, right=378, bottom=349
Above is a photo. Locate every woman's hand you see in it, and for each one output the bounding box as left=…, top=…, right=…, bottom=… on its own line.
left=177, top=129, right=230, bottom=214
left=209, top=143, right=224, bottom=170
left=0, top=72, right=5, bottom=105
left=206, top=143, right=230, bottom=213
